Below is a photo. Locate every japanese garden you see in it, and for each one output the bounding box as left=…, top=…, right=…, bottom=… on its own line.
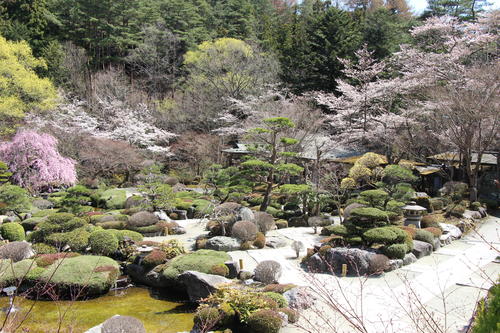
left=0, top=0, right=498, bottom=332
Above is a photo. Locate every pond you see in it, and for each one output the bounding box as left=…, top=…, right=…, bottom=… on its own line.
left=0, top=287, right=195, bottom=332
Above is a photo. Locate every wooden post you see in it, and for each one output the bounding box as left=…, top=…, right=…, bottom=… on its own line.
left=239, top=259, right=244, bottom=270
left=341, top=264, right=347, bottom=277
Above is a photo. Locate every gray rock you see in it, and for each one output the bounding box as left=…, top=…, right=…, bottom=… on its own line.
left=102, top=315, right=146, bottom=333
left=266, top=237, right=288, bottom=249
left=386, top=259, right=403, bottom=272
left=172, top=210, right=187, bottom=220
left=463, top=210, right=482, bottom=220
left=412, top=240, right=433, bottom=259
left=224, top=261, right=240, bottom=278
left=32, top=199, right=54, bottom=210
left=432, top=238, right=441, bottom=251
left=126, top=264, right=168, bottom=288
left=170, top=226, right=186, bottom=235
left=305, top=248, right=378, bottom=276
left=403, top=253, right=417, bottom=266
left=0, top=241, right=35, bottom=262
left=440, top=233, right=453, bottom=246
left=178, top=271, right=231, bottom=302
left=154, top=210, right=171, bottom=221
left=238, top=207, right=255, bottom=221
left=478, top=207, right=488, bottom=218
left=283, top=287, right=315, bottom=310
left=205, top=236, right=242, bottom=252
left=440, top=223, right=462, bottom=240
left=238, top=270, right=253, bottom=280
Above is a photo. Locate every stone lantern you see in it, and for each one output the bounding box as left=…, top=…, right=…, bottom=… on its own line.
left=402, top=201, right=427, bottom=228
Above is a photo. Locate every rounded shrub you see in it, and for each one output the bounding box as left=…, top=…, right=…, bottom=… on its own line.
left=246, top=309, right=282, bottom=333
left=143, top=250, right=167, bottom=267
left=116, top=230, right=143, bottom=243
left=321, top=224, right=349, bottom=236
left=446, top=204, right=466, bottom=217
left=32, top=243, right=57, bottom=254
left=0, top=222, right=25, bottom=241
left=263, top=292, right=288, bottom=308
left=429, top=198, right=445, bottom=211
left=362, top=226, right=406, bottom=245
left=254, top=232, right=266, bottom=249
left=421, top=214, right=445, bottom=228
left=231, top=220, right=258, bottom=242
left=89, top=230, right=119, bottom=256
left=383, top=243, right=407, bottom=259
left=414, top=229, right=435, bottom=245
left=209, top=264, right=229, bottom=277
left=254, top=260, right=282, bottom=284
left=193, top=307, right=220, bottom=329
left=349, top=207, right=389, bottom=228
left=423, top=227, right=442, bottom=237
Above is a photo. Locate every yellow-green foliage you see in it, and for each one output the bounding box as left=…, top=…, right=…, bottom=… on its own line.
left=185, top=38, right=253, bottom=66
left=0, top=36, right=57, bottom=135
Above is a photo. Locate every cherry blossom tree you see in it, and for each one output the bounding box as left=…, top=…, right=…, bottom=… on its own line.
left=27, top=97, right=176, bottom=155
left=0, top=130, right=77, bottom=192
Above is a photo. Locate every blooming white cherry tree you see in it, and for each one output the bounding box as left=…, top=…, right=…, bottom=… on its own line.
left=28, top=98, right=176, bottom=155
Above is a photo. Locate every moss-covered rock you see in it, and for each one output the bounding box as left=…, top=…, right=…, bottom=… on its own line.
left=0, top=259, right=39, bottom=287
left=100, top=189, right=128, bottom=209
left=39, top=255, right=120, bottom=298
left=162, top=250, right=230, bottom=286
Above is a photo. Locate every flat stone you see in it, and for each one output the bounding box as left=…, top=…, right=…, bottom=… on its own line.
left=440, top=223, right=462, bottom=240
left=205, top=236, right=241, bottom=252
left=266, top=237, right=288, bottom=248
left=412, top=240, right=433, bottom=259
left=178, top=271, right=231, bottom=302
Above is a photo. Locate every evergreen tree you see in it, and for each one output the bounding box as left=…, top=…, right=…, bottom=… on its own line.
left=212, top=0, right=257, bottom=40
left=423, top=0, right=489, bottom=20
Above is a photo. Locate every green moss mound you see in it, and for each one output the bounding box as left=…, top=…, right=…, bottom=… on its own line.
left=382, top=243, right=407, bottom=259
left=162, top=250, right=230, bottom=285
left=40, top=255, right=119, bottom=297
left=0, top=259, right=38, bottom=286
left=0, top=222, right=25, bottom=241
left=100, top=189, right=128, bottom=209
left=89, top=230, right=119, bottom=256
left=246, top=309, right=282, bottom=333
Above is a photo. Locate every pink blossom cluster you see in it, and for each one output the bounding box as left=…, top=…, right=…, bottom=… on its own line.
left=0, top=130, right=77, bottom=191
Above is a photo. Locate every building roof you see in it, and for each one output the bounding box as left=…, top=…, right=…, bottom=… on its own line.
left=331, top=153, right=425, bottom=166
left=427, top=152, right=498, bottom=166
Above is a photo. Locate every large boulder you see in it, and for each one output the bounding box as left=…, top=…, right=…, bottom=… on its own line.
left=439, top=223, right=462, bottom=240
left=127, top=211, right=159, bottom=228
left=266, top=237, right=288, bottom=249
left=205, top=236, right=242, bottom=252
left=305, top=248, right=379, bottom=276
left=288, top=216, right=307, bottom=227
left=0, top=241, right=34, bottom=262
left=178, top=271, right=231, bottom=302
left=463, top=210, right=482, bottom=220
left=238, top=207, right=255, bottom=221
left=283, top=286, right=315, bottom=310
left=126, top=264, right=168, bottom=288
left=412, top=240, right=433, bottom=259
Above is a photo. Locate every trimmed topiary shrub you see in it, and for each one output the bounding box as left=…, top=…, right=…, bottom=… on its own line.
left=143, top=250, right=167, bottom=267
left=46, top=227, right=90, bottom=252
left=321, top=224, right=349, bottom=236
left=209, top=264, right=229, bottom=277
left=423, top=227, right=442, bottom=237
left=21, top=217, right=45, bottom=231
left=32, top=243, right=57, bottom=254
left=254, top=232, right=266, bottom=249
left=414, top=229, right=435, bottom=245
left=89, top=230, right=119, bottom=256
left=446, top=204, right=466, bottom=217
left=114, top=230, right=143, bottom=242
left=362, top=226, right=406, bottom=245
left=263, top=292, right=288, bottom=308
left=231, top=221, right=258, bottom=242
left=246, top=309, right=282, bottom=333
left=470, top=201, right=482, bottom=211
left=193, top=307, right=221, bottom=331
left=382, top=243, right=407, bottom=259
left=421, top=214, right=445, bottom=228
left=429, top=198, right=445, bottom=211
left=348, top=207, right=389, bottom=230
left=0, top=222, right=25, bottom=241
left=359, top=189, right=389, bottom=208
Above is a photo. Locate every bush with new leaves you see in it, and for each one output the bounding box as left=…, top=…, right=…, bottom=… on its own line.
left=246, top=309, right=282, bottom=333
left=383, top=243, right=407, bottom=259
